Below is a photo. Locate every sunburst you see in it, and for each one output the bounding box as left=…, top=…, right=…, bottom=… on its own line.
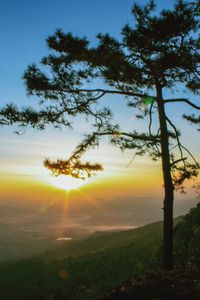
left=48, top=174, right=86, bottom=191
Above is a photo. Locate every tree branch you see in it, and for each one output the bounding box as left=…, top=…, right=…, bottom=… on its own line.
left=164, top=98, right=200, bottom=110
left=95, top=130, right=160, bottom=142
left=166, top=116, right=186, bottom=170
left=148, top=102, right=154, bottom=136
left=166, top=116, right=199, bottom=168
left=170, top=157, right=187, bottom=167
left=64, top=88, right=155, bottom=99
left=180, top=144, right=200, bottom=168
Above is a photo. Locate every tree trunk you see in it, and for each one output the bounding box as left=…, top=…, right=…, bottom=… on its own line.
left=156, top=84, right=174, bottom=270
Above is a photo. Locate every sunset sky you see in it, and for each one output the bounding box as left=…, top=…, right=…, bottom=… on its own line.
left=0, top=0, right=199, bottom=232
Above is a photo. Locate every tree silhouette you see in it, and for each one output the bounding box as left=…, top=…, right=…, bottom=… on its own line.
left=0, top=0, right=200, bottom=270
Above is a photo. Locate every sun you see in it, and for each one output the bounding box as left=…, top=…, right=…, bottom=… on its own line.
left=49, top=175, right=86, bottom=191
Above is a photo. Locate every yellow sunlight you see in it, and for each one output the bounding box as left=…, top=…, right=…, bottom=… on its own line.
left=48, top=174, right=87, bottom=191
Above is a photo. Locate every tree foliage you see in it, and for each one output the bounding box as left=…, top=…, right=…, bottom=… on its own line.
left=1, top=0, right=199, bottom=185
left=174, top=203, right=200, bottom=269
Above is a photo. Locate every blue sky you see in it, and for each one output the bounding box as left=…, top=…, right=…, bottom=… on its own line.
left=0, top=0, right=176, bottom=104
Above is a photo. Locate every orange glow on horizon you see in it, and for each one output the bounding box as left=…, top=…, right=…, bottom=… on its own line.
left=0, top=166, right=164, bottom=205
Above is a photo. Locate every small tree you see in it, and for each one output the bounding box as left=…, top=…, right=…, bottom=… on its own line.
left=0, top=0, right=200, bottom=270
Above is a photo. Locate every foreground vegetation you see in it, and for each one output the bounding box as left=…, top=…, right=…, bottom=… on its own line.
left=0, top=204, right=199, bottom=299
left=103, top=269, right=200, bottom=300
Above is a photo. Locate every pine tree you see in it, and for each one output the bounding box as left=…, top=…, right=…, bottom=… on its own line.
left=1, top=0, right=200, bottom=269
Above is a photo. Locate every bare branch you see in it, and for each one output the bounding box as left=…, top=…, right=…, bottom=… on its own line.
left=126, top=153, right=137, bottom=167
left=164, top=98, right=200, bottom=110
left=181, top=144, right=200, bottom=168
left=166, top=116, right=186, bottom=170
left=166, top=116, right=199, bottom=168
left=170, top=157, right=187, bottom=167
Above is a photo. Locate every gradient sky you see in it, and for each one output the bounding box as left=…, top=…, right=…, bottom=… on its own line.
left=0, top=0, right=199, bottom=231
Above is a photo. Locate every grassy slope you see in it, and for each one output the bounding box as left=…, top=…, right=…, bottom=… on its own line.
left=0, top=219, right=182, bottom=300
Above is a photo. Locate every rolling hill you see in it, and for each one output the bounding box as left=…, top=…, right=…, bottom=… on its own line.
left=0, top=216, right=188, bottom=300
left=0, top=220, right=165, bottom=299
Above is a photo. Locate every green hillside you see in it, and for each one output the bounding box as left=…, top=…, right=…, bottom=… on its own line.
left=41, top=221, right=164, bottom=261
left=0, top=220, right=164, bottom=300
left=0, top=212, right=197, bottom=300
left=103, top=204, right=200, bottom=300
